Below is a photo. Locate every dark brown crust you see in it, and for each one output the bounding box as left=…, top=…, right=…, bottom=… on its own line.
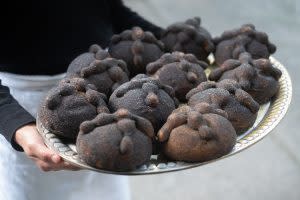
left=209, top=52, right=282, bottom=104
left=79, top=58, right=129, bottom=96
left=67, top=44, right=129, bottom=97
left=76, top=109, right=154, bottom=171
left=158, top=103, right=236, bottom=162
left=146, top=51, right=208, bottom=102
left=161, top=17, right=214, bottom=62
left=38, top=77, right=109, bottom=139
left=213, top=24, right=276, bottom=66
left=109, top=76, right=178, bottom=132
left=186, top=79, right=259, bottom=134
left=67, top=44, right=110, bottom=76
left=109, top=27, right=164, bottom=77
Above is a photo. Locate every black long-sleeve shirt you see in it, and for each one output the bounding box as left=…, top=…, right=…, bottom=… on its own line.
left=0, top=0, right=163, bottom=150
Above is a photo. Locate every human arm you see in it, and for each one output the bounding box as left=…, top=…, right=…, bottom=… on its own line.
left=0, top=80, right=78, bottom=171
left=109, top=0, right=164, bottom=38
left=0, top=80, right=35, bottom=151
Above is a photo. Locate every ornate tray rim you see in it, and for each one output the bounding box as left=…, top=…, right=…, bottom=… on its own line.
left=36, top=56, right=292, bottom=175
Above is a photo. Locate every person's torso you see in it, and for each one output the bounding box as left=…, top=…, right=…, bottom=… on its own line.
left=0, top=0, right=114, bottom=75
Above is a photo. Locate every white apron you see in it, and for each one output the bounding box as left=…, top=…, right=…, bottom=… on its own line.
left=0, top=72, right=130, bottom=200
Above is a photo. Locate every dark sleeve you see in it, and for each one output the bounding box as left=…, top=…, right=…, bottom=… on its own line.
left=0, top=80, right=35, bottom=151
left=109, top=0, right=164, bottom=39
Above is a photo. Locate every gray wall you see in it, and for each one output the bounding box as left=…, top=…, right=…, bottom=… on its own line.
left=124, top=0, right=300, bottom=199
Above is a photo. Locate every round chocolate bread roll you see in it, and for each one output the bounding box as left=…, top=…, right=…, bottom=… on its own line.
left=158, top=103, right=236, bottom=162
left=213, top=24, right=276, bottom=66
left=147, top=51, right=208, bottom=102
left=38, top=77, right=109, bottom=139
left=67, top=44, right=110, bottom=76
left=78, top=57, right=129, bottom=96
left=77, top=109, right=154, bottom=171
left=186, top=79, right=259, bottom=134
left=109, top=76, right=178, bottom=132
left=161, top=17, right=214, bottom=62
left=209, top=52, right=282, bottom=104
left=109, top=27, right=164, bottom=77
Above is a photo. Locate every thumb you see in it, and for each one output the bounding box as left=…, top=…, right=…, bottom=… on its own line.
left=30, top=142, right=62, bottom=163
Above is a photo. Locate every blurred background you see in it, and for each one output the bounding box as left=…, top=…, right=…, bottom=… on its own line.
left=123, top=0, right=300, bottom=199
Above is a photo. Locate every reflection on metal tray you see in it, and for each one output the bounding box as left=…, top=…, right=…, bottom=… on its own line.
left=37, top=56, right=292, bottom=175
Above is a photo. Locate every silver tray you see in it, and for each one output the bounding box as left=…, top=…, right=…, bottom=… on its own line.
left=36, top=56, right=292, bottom=175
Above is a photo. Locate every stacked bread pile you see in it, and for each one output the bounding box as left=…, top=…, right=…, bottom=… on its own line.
left=38, top=17, right=281, bottom=171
